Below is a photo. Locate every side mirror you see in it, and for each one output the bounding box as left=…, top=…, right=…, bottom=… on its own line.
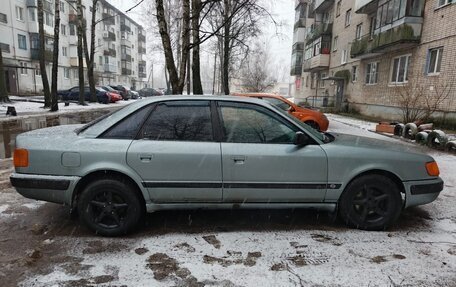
left=293, top=131, right=309, bottom=146
left=288, top=106, right=296, bottom=112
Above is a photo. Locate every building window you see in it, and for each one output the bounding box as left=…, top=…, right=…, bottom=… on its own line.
left=319, top=73, right=326, bottom=88
left=62, top=46, right=67, bottom=57
left=0, top=13, right=7, bottom=23
left=427, top=47, right=443, bottom=75
left=355, top=23, right=363, bottom=40
left=336, top=1, right=341, bottom=16
left=341, top=49, right=347, bottom=64
left=20, top=62, right=28, bottom=75
left=64, top=68, right=70, bottom=79
left=99, top=56, right=103, bottom=65
left=45, top=12, right=53, bottom=27
left=28, top=8, right=36, bottom=21
left=366, top=62, right=379, bottom=84
left=345, top=9, right=351, bottom=27
left=69, top=24, right=76, bottom=35
left=352, top=66, right=358, bottom=82
left=16, top=6, right=24, bottom=21
left=60, top=1, right=65, bottom=13
left=18, top=34, right=27, bottom=50
left=61, top=24, right=66, bottom=35
left=438, top=0, right=452, bottom=7
left=391, top=55, right=410, bottom=83
left=35, top=65, right=41, bottom=76
left=333, top=36, right=338, bottom=51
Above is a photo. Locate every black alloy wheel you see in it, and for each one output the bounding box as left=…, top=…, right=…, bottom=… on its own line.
left=339, top=174, right=402, bottom=230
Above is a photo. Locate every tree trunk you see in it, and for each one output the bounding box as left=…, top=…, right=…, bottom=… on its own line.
left=37, top=0, right=51, bottom=107
left=222, top=0, right=231, bottom=95
left=177, top=0, right=191, bottom=93
left=83, top=0, right=98, bottom=102
left=77, top=0, right=85, bottom=105
left=156, top=0, right=180, bottom=93
left=191, top=0, right=203, bottom=94
left=0, top=51, right=9, bottom=102
left=50, top=0, right=60, bottom=112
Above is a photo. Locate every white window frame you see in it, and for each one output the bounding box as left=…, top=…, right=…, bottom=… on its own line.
left=319, top=73, right=326, bottom=88
left=61, top=24, right=66, bottom=35
left=355, top=23, right=363, bottom=40
left=437, top=0, right=452, bottom=8
left=427, top=47, right=443, bottom=75
left=333, top=36, right=338, bottom=52
left=20, top=62, right=28, bottom=75
left=28, top=8, right=36, bottom=22
left=62, top=46, right=67, bottom=57
left=341, top=49, right=347, bottom=64
left=352, top=66, right=358, bottom=82
left=35, top=65, right=41, bottom=76
left=345, top=9, right=351, bottom=27
left=366, top=62, right=379, bottom=85
left=390, top=54, right=411, bottom=84
left=64, top=68, right=70, bottom=79
left=16, top=6, right=24, bottom=21
left=18, top=34, right=27, bottom=50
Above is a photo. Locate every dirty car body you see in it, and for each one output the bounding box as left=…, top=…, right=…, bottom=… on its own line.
left=10, top=96, right=443, bottom=236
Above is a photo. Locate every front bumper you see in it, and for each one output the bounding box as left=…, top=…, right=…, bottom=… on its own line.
left=403, top=177, right=444, bottom=208
left=10, top=173, right=80, bottom=205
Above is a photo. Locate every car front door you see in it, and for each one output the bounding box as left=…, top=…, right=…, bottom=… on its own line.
left=126, top=100, right=223, bottom=203
left=217, top=101, right=328, bottom=203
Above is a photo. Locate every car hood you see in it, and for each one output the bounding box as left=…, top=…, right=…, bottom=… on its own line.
left=328, top=132, right=425, bottom=154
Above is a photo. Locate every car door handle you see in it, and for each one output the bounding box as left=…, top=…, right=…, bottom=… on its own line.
left=232, top=156, right=246, bottom=164
left=139, top=154, right=153, bottom=162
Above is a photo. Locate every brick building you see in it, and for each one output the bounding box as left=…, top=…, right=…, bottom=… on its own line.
left=291, top=0, right=456, bottom=120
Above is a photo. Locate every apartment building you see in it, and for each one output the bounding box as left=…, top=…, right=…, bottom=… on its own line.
left=0, top=0, right=147, bottom=95
left=291, top=0, right=456, bottom=120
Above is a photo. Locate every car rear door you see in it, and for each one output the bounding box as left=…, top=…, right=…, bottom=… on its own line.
left=126, top=100, right=223, bottom=203
left=217, top=101, right=328, bottom=203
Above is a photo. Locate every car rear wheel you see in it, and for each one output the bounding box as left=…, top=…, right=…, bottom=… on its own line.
left=338, top=174, right=402, bottom=230
left=304, top=121, right=320, bottom=131
left=78, top=178, right=143, bottom=236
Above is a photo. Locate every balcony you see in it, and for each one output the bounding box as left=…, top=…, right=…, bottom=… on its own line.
left=121, top=53, right=132, bottom=62
left=31, top=48, right=53, bottom=61
left=138, top=47, right=146, bottom=54
left=103, top=48, right=116, bottom=57
left=303, top=54, right=330, bottom=72
left=290, top=48, right=304, bottom=76
left=294, top=18, right=306, bottom=30
left=350, top=23, right=422, bottom=59
left=70, top=57, right=86, bottom=67
left=138, top=34, right=146, bottom=42
left=314, top=0, right=335, bottom=13
left=290, top=65, right=303, bottom=76
left=104, top=63, right=117, bottom=73
left=138, top=72, right=147, bottom=78
left=306, top=23, right=332, bottom=44
left=121, top=24, right=131, bottom=32
left=139, top=60, right=146, bottom=66
left=355, top=0, right=379, bottom=14
left=102, top=13, right=115, bottom=25
left=103, top=31, right=116, bottom=41
left=121, top=38, right=131, bottom=47
left=122, top=68, right=132, bottom=75
left=69, top=12, right=77, bottom=24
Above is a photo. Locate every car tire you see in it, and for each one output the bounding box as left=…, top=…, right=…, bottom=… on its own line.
left=338, top=174, right=402, bottom=231
left=78, top=178, right=144, bottom=236
left=304, top=121, right=320, bottom=131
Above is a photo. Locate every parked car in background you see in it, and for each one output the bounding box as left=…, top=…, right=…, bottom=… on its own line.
left=57, top=86, right=110, bottom=104
left=233, top=93, right=329, bottom=131
left=11, top=96, right=443, bottom=236
left=109, top=85, right=131, bottom=100
left=138, top=87, right=164, bottom=97
left=130, top=90, right=140, bottom=99
left=98, top=86, right=122, bottom=103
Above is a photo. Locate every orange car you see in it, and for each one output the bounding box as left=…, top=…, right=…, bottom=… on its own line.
left=233, top=93, right=329, bottom=131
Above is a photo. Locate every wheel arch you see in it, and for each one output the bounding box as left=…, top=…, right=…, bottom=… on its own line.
left=342, top=169, right=406, bottom=197
left=71, top=169, right=146, bottom=209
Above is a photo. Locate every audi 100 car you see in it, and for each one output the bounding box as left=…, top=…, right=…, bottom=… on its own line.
left=10, top=96, right=443, bottom=236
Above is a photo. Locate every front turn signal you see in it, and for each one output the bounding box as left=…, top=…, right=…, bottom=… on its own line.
left=425, top=161, right=440, bottom=177
left=13, top=148, right=29, bottom=168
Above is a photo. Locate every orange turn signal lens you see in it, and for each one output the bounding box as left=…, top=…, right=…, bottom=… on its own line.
left=425, top=161, right=439, bottom=177
left=13, top=149, right=29, bottom=168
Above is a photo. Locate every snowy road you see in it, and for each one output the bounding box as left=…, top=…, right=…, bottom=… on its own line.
left=0, top=114, right=455, bottom=287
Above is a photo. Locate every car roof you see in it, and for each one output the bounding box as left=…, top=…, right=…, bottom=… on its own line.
left=232, top=92, right=284, bottom=99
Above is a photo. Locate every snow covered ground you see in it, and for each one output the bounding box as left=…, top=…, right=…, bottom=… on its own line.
left=1, top=114, right=455, bottom=287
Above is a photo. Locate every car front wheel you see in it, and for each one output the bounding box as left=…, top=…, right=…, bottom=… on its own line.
left=338, top=174, right=402, bottom=230
left=78, top=178, right=144, bottom=236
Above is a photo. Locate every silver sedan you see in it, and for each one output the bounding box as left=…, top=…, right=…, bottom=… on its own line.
left=10, top=96, right=443, bottom=236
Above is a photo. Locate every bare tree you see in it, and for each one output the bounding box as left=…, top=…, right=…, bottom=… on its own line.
left=83, top=0, right=99, bottom=102
left=239, top=44, right=276, bottom=92
left=0, top=50, right=9, bottom=102
left=394, top=75, right=452, bottom=123
left=76, top=0, right=85, bottom=105
left=37, top=0, right=51, bottom=107
left=191, top=0, right=203, bottom=94
left=50, top=0, right=60, bottom=111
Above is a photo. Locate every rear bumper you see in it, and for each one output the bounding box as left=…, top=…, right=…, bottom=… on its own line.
left=403, top=177, right=444, bottom=208
left=10, top=173, right=80, bottom=205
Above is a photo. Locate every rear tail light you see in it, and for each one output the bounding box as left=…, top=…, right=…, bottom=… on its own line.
left=425, top=161, right=440, bottom=176
left=14, top=149, right=29, bottom=168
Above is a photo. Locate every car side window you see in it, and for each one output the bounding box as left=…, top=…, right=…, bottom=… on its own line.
left=263, top=97, right=290, bottom=111
left=140, top=100, right=214, bottom=142
left=218, top=102, right=297, bottom=144
left=101, top=106, right=152, bottom=139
